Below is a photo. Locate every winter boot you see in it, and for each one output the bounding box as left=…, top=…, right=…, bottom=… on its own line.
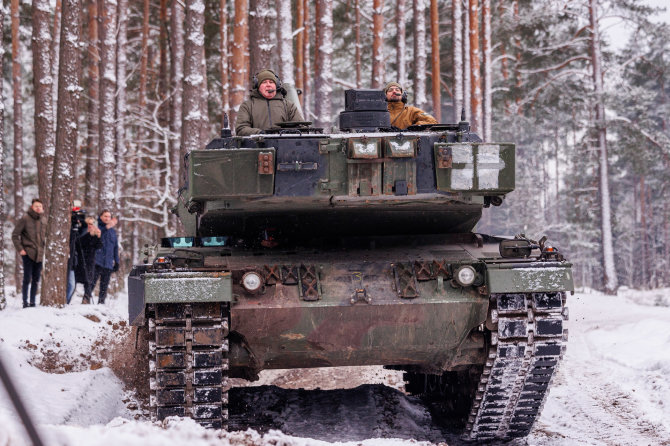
left=82, top=296, right=91, bottom=304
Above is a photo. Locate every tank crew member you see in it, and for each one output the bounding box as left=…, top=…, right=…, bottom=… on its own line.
left=12, top=198, right=45, bottom=308
left=384, top=82, right=438, bottom=130
left=235, top=69, right=304, bottom=136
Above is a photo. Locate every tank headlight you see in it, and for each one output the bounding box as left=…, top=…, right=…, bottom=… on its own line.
left=241, top=271, right=263, bottom=293
left=455, top=265, right=476, bottom=286
left=350, top=139, right=380, bottom=158
left=387, top=139, right=415, bottom=157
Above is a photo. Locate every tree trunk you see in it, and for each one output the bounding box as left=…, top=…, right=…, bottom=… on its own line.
left=220, top=0, right=230, bottom=125
left=249, top=0, right=277, bottom=76
left=32, top=0, right=57, bottom=215
left=463, top=0, right=470, bottom=120
left=354, top=0, right=361, bottom=88
left=314, top=0, right=333, bottom=128
left=170, top=0, right=185, bottom=190
left=98, top=0, right=118, bottom=213
left=413, top=0, right=427, bottom=108
left=302, top=0, right=311, bottom=118
left=42, top=0, right=82, bottom=306
left=52, top=0, right=62, bottom=111
left=469, top=0, right=481, bottom=134
left=230, top=0, right=249, bottom=125
left=482, top=0, right=491, bottom=140
left=639, top=176, right=647, bottom=287
left=296, top=0, right=304, bottom=104
left=0, top=4, right=5, bottom=309
left=513, top=0, right=522, bottom=113
left=12, top=0, right=24, bottom=290
left=452, top=0, right=463, bottom=121
left=84, top=0, right=99, bottom=209
left=277, top=0, right=294, bottom=84
left=589, top=0, right=617, bottom=293
left=430, top=0, right=440, bottom=121
left=182, top=0, right=207, bottom=152
left=139, top=0, right=150, bottom=111
left=396, top=0, right=407, bottom=87
left=115, top=0, right=128, bottom=210
left=371, top=0, right=384, bottom=88
left=159, top=0, right=169, bottom=123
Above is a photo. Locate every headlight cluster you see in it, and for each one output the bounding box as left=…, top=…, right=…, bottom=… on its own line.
left=350, top=139, right=380, bottom=158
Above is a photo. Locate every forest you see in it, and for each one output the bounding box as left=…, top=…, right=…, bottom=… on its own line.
left=0, top=0, right=668, bottom=306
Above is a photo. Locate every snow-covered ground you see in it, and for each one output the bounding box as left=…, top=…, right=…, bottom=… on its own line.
left=1, top=287, right=669, bottom=445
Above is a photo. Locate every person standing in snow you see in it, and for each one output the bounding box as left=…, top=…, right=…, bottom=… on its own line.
left=235, top=69, right=304, bottom=136
left=71, top=217, right=102, bottom=305
left=11, top=198, right=46, bottom=308
left=384, top=82, right=437, bottom=130
left=86, top=210, right=119, bottom=304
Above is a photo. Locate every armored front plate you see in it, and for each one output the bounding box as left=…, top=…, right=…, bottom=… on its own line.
left=486, top=265, right=574, bottom=293
left=145, top=272, right=232, bottom=303
left=434, top=143, right=515, bottom=194
left=188, top=149, right=275, bottom=200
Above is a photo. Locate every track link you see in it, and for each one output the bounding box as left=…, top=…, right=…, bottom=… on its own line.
left=465, top=292, right=568, bottom=440
left=148, top=302, right=230, bottom=428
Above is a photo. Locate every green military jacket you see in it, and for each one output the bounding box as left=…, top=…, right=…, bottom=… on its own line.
left=235, top=90, right=304, bottom=136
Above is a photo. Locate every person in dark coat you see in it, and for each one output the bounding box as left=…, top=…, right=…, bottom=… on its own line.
left=11, top=199, right=45, bottom=308
left=87, top=210, right=119, bottom=304
left=74, top=217, right=102, bottom=304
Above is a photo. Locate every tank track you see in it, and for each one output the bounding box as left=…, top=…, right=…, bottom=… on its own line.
left=465, top=292, right=568, bottom=440
left=404, top=292, right=568, bottom=441
left=148, top=302, right=230, bottom=428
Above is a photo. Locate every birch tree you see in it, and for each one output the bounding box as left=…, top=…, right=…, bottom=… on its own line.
left=32, top=0, right=56, bottom=214
left=371, top=0, right=384, bottom=88
left=413, top=0, right=427, bottom=109
left=41, top=0, right=82, bottom=306
left=98, top=0, right=119, bottom=212
left=430, top=0, right=440, bottom=121
left=314, top=0, right=333, bottom=128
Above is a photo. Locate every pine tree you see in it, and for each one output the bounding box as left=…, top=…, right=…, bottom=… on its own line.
left=41, top=0, right=82, bottom=306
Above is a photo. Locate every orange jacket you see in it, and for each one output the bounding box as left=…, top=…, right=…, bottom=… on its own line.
left=387, top=101, right=437, bottom=130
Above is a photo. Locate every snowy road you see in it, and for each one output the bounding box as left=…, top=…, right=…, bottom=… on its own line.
left=1, top=288, right=669, bottom=446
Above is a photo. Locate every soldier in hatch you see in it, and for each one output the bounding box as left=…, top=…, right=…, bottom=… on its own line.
left=384, top=82, right=438, bottom=130
left=235, top=69, right=304, bottom=136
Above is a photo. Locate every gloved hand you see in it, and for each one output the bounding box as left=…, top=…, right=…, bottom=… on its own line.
left=112, top=262, right=120, bottom=272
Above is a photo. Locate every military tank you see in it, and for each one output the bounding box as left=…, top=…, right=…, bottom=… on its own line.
left=128, top=88, right=572, bottom=441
